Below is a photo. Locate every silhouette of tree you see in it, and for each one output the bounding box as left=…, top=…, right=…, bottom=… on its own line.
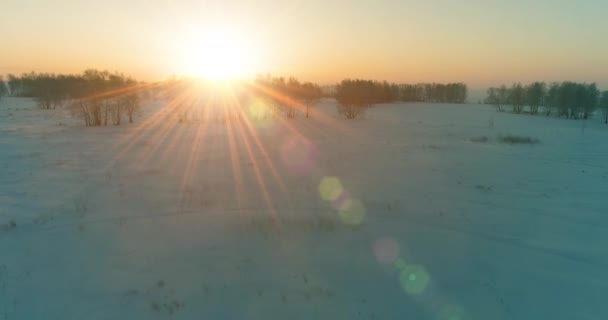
left=526, top=82, right=546, bottom=115
left=488, top=81, right=601, bottom=121
left=545, top=82, right=560, bottom=116
left=335, top=79, right=375, bottom=119
left=508, top=83, right=526, bottom=114
left=0, top=75, right=7, bottom=101
left=600, top=91, right=608, bottom=124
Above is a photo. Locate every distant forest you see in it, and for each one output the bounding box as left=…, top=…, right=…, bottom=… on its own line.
left=485, top=82, right=608, bottom=123
left=0, top=72, right=467, bottom=122
left=3, top=70, right=606, bottom=124
left=0, top=70, right=143, bottom=126
left=0, top=72, right=466, bottom=104
left=332, top=80, right=467, bottom=104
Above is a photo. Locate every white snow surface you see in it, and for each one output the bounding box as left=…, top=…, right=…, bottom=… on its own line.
left=1, top=97, right=607, bottom=319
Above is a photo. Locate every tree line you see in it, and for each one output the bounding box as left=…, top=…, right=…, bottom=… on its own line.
left=334, top=79, right=467, bottom=118
left=0, top=76, right=7, bottom=101
left=253, top=75, right=322, bottom=118
left=2, top=71, right=475, bottom=123
left=485, top=82, right=608, bottom=123
left=0, top=70, right=143, bottom=126
left=399, top=83, right=467, bottom=103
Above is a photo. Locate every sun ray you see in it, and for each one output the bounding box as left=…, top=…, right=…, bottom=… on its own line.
left=232, top=109, right=280, bottom=227
left=223, top=100, right=245, bottom=209
left=248, top=81, right=352, bottom=134
left=110, top=86, right=193, bottom=170
left=230, top=94, right=289, bottom=196
left=179, top=107, right=210, bottom=210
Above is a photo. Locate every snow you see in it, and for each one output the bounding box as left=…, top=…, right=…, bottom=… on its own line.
left=1, top=97, right=607, bottom=319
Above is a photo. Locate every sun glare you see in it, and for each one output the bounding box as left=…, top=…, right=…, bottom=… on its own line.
left=177, top=26, right=257, bottom=81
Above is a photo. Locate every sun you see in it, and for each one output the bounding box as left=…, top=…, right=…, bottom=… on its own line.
left=177, top=26, right=257, bottom=81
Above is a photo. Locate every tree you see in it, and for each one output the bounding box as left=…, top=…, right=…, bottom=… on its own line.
left=400, top=84, right=419, bottom=102
left=582, top=83, right=598, bottom=119
left=600, top=91, right=608, bottom=124
left=0, top=75, right=7, bottom=101
left=335, top=79, right=374, bottom=119
left=545, top=82, right=560, bottom=116
left=7, top=74, right=21, bottom=96
left=31, top=73, right=65, bottom=109
left=508, top=83, right=526, bottom=113
left=298, top=82, right=322, bottom=118
left=526, top=82, right=546, bottom=115
left=253, top=75, right=322, bottom=119
left=124, top=93, right=140, bottom=123
left=484, top=85, right=509, bottom=111
left=557, top=82, right=576, bottom=118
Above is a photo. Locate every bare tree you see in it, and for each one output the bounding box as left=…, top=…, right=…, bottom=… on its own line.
left=0, top=75, right=6, bottom=102
left=301, top=82, right=322, bottom=118
left=545, top=82, right=560, bottom=116
left=600, top=91, right=608, bottom=124
left=526, top=82, right=546, bottom=115
left=508, top=83, right=526, bottom=114
left=335, top=79, right=373, bottom=119
left=124, top=93, right=140, bottom=123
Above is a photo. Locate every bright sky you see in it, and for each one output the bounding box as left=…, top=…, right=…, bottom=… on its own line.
left=1, top=0, right=607, bottom=87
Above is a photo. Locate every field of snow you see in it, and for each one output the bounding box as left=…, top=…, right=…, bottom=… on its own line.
left=1, top=97, right=607, bottom=319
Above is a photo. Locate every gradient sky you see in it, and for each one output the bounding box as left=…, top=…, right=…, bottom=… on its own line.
left=2, top=0, right=607, bottom=88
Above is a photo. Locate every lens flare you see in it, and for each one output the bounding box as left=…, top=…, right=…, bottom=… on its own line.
left=338, top=199, right=366, bottom=225
left=394, top=258, right=408, bottom=269
left=373, top=237, right=400, bottom=264
left=280, top=137, right=319, bottom=176
left=399, top=264, right=430, bottom=295
left=318, top=177, right=343, bottom=201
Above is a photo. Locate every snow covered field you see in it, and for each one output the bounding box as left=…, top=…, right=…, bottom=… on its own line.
left=1, top=97, right=607, bottom=319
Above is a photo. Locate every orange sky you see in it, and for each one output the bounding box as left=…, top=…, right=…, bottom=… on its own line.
left=2, top=0, right=607, bottom=89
